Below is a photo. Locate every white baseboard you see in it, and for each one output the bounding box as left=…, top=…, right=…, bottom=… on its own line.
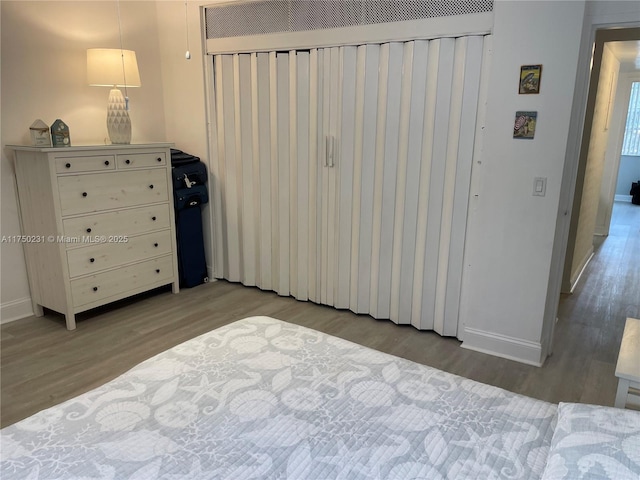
left=461, top=327, right=544, bottom=366
left=615, top=194, right=632, bottom=203
left=569, top=247, right=594, bottom=293
left=1, top=297, right=34, bottom=324
left=207, top=265, right=217, bottom=283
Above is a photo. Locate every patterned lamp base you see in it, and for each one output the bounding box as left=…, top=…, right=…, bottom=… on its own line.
left=107, top=88, right=132, bottom=144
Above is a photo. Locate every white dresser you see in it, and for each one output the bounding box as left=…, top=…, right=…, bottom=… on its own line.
left=9, top=144, right=180, bottom=330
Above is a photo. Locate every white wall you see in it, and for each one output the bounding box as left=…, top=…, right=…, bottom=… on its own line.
left=612, top=73, right=640, bottom=199
left=568, top=44, right=619, bottom=285
left=460, top=0, right=587, bottom=365
left=617, top=156, right=640, bottom=195
left=596, top=71, right=639, bottom=231
left=0, top=1, right=167, bottom=322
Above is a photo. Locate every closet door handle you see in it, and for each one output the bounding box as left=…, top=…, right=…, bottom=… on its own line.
left=324, top=136, right=329, bottom=167
left=325, top=135, right=335, bottom=168
left=330, top=136, right=335, bottom=167
left=324, top=135, right=331, bottom=167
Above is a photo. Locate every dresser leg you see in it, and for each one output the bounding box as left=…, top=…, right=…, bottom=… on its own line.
left=172, top=282, right=180, bottom=294
left=32, top=302, right=44, bottom=317
left=65, top=312, right=77, bottom=331
left=615, top=378, right=629, bottom=408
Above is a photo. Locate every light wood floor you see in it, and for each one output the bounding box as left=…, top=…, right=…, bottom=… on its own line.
left=2, top=202, right=638, bottom=428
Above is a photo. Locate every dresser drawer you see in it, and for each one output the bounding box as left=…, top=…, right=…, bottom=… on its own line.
left=66, top=230, right=173, bottom=277
left=117, top=152, right=166, bottom=169
left=57, top=169, right=168, bottom=216
left=62, top=204, right=172, bottom=241
left=70, top=255, right=174, bottom=307
left=55, top=155, right=116, bottom=173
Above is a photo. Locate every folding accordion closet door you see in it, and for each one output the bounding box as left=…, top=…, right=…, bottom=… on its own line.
left=210, top=35, right=489, bottom=336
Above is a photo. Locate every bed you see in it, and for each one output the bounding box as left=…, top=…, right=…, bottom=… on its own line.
left=1, top=316, right=639, bottom=479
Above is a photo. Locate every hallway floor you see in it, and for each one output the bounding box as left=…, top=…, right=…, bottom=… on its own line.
left=555, top=200, right=640, bottom=403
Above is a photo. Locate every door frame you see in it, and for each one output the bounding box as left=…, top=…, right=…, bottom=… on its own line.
left=542, top=19, right=640, bottom=359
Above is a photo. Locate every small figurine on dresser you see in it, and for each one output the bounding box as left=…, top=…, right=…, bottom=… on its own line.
left=50, top=119, right=71, bottom=147
left=29, top=119, right=52, bottom=147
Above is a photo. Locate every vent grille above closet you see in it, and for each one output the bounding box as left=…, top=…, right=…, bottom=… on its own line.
left=205, top=0, right=494, bottom=39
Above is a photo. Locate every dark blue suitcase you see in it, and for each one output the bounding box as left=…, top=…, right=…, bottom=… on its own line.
left=172, top=161, right=207, bottom=191
left=175, top=198, right=208, bottom=288
left=171, top=152, right=209, bottom=288
left=175, top=185, right=209, bottom=210
left=170, top=148, right=199, bottom=166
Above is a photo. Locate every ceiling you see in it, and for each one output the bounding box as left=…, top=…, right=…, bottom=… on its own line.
left=607, top=40, right=640, bottom=71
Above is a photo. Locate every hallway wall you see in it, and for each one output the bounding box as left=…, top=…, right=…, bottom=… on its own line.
left=616, top=155, right=640, bottom=197
left=564, top=44, right=620, bottom=291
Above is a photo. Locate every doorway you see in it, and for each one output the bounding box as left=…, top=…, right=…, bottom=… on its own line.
left=561, top=28, right=640, bottom=295
left=596, top=75, right=640, bottom=236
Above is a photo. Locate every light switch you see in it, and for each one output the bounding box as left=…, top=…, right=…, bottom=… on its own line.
left=533, top=177, right=547, bottom=197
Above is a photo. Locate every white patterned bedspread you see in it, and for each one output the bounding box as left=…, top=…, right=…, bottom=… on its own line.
left=1, top=316, right=559, bottom=479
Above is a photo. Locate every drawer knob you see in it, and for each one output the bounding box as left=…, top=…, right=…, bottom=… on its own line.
left=157, top=157, right=162, bottom=162
left=154, top=243, right=159, bottom=247
left=86, top=228, right=92, bottom=233
left=82, top=192, right=88, bottom=197
left=149, top=184, right=154, bottom=189
left=89, top=257, right=95, bottom=263
left=151, top=216, right=157, bottom=221
left=65, top=163, right=71, bottom=168
left=104, top=160, right=110, bottom=166
left=93, top=287, right=98, bottom=292
left=156, top=269, right=161, bottom=273
left=125, top=159, right=131, bottom=164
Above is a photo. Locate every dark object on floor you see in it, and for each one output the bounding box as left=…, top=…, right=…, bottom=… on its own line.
left=631, top=180, right=640, bottom=205
left=171, top=149, right=209, bottom=288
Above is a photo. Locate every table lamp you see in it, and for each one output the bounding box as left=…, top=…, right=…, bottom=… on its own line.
left=87, top=48, right=141, bottom=144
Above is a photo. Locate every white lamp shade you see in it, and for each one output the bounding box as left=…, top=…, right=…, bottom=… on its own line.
left=87, top=48, right=141, bottom=87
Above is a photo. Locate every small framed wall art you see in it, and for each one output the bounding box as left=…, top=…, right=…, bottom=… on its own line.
left=514, top=111, right=537, bottom=139
left=519, top=65, right=542, bottom=94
